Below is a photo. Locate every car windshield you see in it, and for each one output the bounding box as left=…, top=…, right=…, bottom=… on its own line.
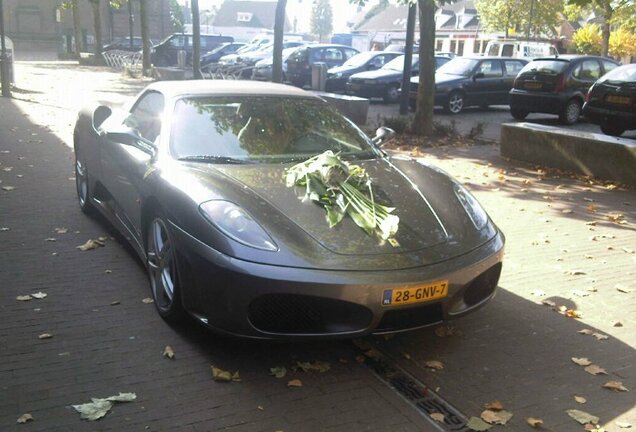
left=519, top=60, right=569, bottom=75
left=383, top=55, right=418, bottom=71
left=598, top=65, right=636, bottom=83
left=436, top=58, right=479, bottom=76
left=342, top=52, right=377, bottom=67
left=170, top=96, right=378, bottom=163
left=209, top=43, right=232, bottom=54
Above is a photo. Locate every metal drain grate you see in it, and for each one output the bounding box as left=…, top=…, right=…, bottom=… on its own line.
left=362, top=350, right=471, bottom=431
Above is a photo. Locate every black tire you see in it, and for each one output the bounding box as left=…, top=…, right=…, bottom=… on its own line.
left=443, top=91, right=464, bottom=114
left=74, top=145, right=95, bottom=215
left=383, top=84, right=399, bottom=104
left=559, top=99, right=581, bottom=125
left=600, top=123, right=624, bottom=137
left=510, top=108, right=529, bottom=120
left=146, top=213, right=185, bottom=322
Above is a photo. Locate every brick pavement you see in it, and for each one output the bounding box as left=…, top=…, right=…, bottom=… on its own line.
left=0, top=96, right=435, bottom=432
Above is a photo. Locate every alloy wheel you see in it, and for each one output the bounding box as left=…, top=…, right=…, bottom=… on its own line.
left=447, top=92, right=464, bottom=114
left=147, top=218, right=178, bottom=311
left=75, top=158, right=88, bottom=208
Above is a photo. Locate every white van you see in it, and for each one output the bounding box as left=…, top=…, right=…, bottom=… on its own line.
left=485, top=40, right=558, bottom=59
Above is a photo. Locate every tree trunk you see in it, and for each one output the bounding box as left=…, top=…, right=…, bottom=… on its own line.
left=90, top=0, right=103, bottom=58
left=72, top=0, right=83, bottom=57
left=600, top=3, right=612, bottom=57
left=272, top=0, right=287, bottom=83
left=191, top=0, right=202, bottom=79
left=411, top=0, right=435, bottom=137
left=139, top=0, right=151, bottom=76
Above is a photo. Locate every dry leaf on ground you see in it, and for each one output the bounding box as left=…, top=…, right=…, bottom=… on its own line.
left=572, top=357, right=592, bottom=366
left=142, top=297, right=154, bottom=304
left=567, top=409, right=600, bottom=425
left=615, top=285, right=634, bottom=294
left=593, top=333, right=609, bottom=341
left=76, top=238, right=105, bottom=251
left=575, top=395, right=587, bottom=404
left=2, top=186, right=15, bottom=191
left=602, top=381, right=629, bottom=392
left=16, top=413, right=34, bottom=424
left=54, top=227, right=68, bottom=234
left=481, top=409, right=513, bottom=425
left=584, top=365, right=607, bottom=375
left=484, top=400, right=504, bottom=411
left=430, top=412, right=445, bottom=423
left=564, top=309, right=582, bottom=318
left=579, top=329, right=594, bottom=335
left=162, top=345, right=175, bottom=360
left=526, top=417, right=543, bottom=428
left=467, top=416, right=492, bottom=431
left=616, top=421, right=632, bottom=428
left=269, top=366, right=287, bottom=378
left=424, top=360, right=444, bottom=370
left=294, top=360, right=330, bottom=373
left=211, top=366, right=240, bottom=382
left=72, top=392, right=136, bottom=421
left=38, top=333, right=53, bottom=340
left=287, top=379, right=303, bottom=388
left=16, top=295, right=33, bottom=301
left=31, top=292, right=47, bottom=299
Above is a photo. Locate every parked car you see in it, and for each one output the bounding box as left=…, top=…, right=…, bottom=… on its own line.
left=326, top=51, right=401, bottom=93
left=73, top=80, right=504, bottom=338
left=484, top=40, right=558, bottom=59
left=151, top=33, right=233, bottom=66
left=217, top=42, right=268, bottom=65
left=286, top=44, right=359, bottom=88
left=235, top=41, right=305, bottom=66
left=583, top=64, right=636, bottom=137
left=103, top=36, right=154, bottom=52
left=251, top=46, right=303, bottom=81
left=409, top=56, right=528, bottom=113
left=347, top=55, right=451, bottom=103
left=509, top=55, right=620, bottom=125
left=200, top=42, right=245, bottom=67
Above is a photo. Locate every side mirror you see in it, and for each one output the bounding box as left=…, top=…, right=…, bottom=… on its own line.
left=105, top=128, right=156, bottom=157
left=92, top=105, right=112, bottom=131
left=372, top=127, right=396, bottom=146
left=473, top=72, right=485, bottom=80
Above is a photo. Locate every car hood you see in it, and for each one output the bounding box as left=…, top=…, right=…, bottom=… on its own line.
left=435, top=73, right=465, bottom=86
left=169, top=157, right=497, bottom=271
left=329, top=64, right=362, bottom=75
left=351, top=69, right=401, bottom=81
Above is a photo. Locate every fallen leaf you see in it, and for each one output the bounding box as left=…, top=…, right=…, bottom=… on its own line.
left=0, top=227, right=10, bottom=231
left=38, top=333, right=53, bottom=340
left=162, top=345, right=175, bottom=360
left=567, top=409, right=599, bottom=425
left=575, top=395, right=587, bottom=404
left=484, top=400, right=504, bottom=411
left=287, top=379, right=303, bottom=388
left=566, top=269, right=587, bottom=275
left=615, top=285, right=633, bottom=294
left=142, top=297, right=154, bottom=304
left=587, top=204, right=598, bottom=213
left=467, top=416, right=492, bottom=431
left=72, top=393, right=136, bottom=421
left=76, top=238, right=105, bottom=251
left=526, top=417, right=543, bottom=428
left=578, top=329, right=594, bottom=335
left=592, top=333, right=608, bottom=341
left=602, top=381, right=629, bottom=392
left=294, top=360, right=331, bottom=373
left=572, top=357, right=592, bottom=366
left=542, top=299, right=557, bottom=307
left=2, top=186, right=15, bottom=191
left=45, top=237, right=56, bottom=242
left=54, top=227, right=68, bottom=234
left=622, top=247, right=635, bottom=254
left=564, top=309, right=582, bottom=318
left=562, top=209, right=573, bottom=214
left=612, top=321, right=623, bottom=327
left=110, top=301, right=120, bottom=306
left=401, top=352, right=412, bottom=360
left=424, top=360, right=444, bottom=370
left=16, top=295, right=33, bottom=301
left=430, top=412, right=445, bottom=423
left=211, top=366, right=240, bottom=382
left=605, top=213, right=625, bottom=224
left=481, top=409, right=513, bottom=425
left=269, top=366, right=287, bottom=378
left=31, top=292, right=47, bottom=299
left=16, top=413, right=34, bottom=424
left=435, top=326, right=455, bottom=337
left=616, top=421, right=632, bottom=428
left=584, top=365, right=607, bottom=375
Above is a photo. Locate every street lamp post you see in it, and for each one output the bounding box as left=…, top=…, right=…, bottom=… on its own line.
left=0, top=0, right=11, bottom=97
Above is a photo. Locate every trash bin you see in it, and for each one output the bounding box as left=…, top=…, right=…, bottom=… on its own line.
left=177, top=49, right=186, bottom=69
left=311, top=62, right=327, bottom=91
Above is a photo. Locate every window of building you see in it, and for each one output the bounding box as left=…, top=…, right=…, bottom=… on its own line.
left=237, top=12, right=253, bottom=23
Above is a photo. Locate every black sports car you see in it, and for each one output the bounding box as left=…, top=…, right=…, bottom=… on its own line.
left=73, top=81, right=504, bottom=339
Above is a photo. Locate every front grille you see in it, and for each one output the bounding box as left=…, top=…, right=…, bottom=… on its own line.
left=375, top=303, right=443, bottom=333
left=248, top=294, right=373, bottom=335
left=463, top=263, right=501, bottom=306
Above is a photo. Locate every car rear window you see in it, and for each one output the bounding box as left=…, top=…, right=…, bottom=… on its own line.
left=519, top=60, right=569, bottom=75
left=598, top=64, right=636, bottom=83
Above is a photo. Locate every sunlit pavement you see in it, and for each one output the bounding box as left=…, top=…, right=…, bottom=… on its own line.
left=1, top=61, right=635, bottom=431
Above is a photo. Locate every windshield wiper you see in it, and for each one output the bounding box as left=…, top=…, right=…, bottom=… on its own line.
left=178, top=155, right=253, bottom=164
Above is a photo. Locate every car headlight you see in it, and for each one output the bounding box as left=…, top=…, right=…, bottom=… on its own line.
left=454, top=184, right=488, bottom=229
left=199, top=200, right=278, bottom=251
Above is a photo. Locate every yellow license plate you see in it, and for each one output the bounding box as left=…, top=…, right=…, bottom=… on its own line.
left=524, top=82, right=542, bottom=90
left=606, top=95, right=631, bottom=105
left=382, top=280, right=448, bottom=306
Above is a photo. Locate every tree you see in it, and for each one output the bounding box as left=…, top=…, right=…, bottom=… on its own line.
left=88, top=0, right=103, bottom=57
left=568, top=0, right=634, bottom=57
left=139, top=0, right=151, bottom=76
left=60, top=1, right=84, bottom=57
left=475, top=0, right=563, bottom=39
left=191, top=0, right=202, bottom=79
left=572, top=23, right=603, bottom=54
left=169, top=0, right=185, bottom=32
left=609, top=27, right=636, bottom=58
left=311, top=0, right=333, bottom=42
left=272, top=0, right=287, bottom=83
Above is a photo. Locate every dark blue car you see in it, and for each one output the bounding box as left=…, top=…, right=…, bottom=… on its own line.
left=326, top=51, right=401, bottom=93
left=201, top=42, right=246, bottom=67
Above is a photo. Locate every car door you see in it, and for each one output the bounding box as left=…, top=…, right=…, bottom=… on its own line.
left=570, top=59, right=602, bottom=97
left=323, top=47, right=345, bottom=69
left=100, top=90, right=164, bottom=247
left=503, top=60, right=526, bottom=103
left=465, top=59, right=504, bottom=105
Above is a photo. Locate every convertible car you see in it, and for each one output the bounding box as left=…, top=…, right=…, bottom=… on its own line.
left=73, top=80, right=504, bottom=339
